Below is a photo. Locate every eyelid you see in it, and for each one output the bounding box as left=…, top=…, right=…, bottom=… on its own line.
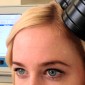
left=13, top=66, right=27, bottom=72
left=14, top=68, right=25, bottom=71
left=14, top=67, right=28, bottom=74
left=14, top=67, right=29, bottom=79
left=43, top=68, right=65, bottom=80
left=14, top=68, right=27, bottom=75
left=45, top=68, right=65, bottom=74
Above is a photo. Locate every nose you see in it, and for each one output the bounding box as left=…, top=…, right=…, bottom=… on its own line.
left=26, top=75, right=43, bottom=85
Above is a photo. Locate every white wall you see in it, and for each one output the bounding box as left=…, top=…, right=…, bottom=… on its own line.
left=0, top=0, right=51, bottom=6
left=21, top=0, right=52, bottom=5
left=0, top=0, right=21, bottom=5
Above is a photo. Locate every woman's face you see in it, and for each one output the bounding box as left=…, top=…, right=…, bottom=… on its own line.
left=12, top=24, right=85, bottom=85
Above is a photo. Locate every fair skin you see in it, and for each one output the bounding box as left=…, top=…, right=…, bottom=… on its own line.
left=12, top=24, right=85, bottom=85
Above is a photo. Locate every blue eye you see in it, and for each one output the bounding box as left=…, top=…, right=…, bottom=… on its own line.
left=45, top=69, right=64, bottom=79
left=15, top=68, right=25, bottom=74
left=48, top=69, right=58, bottom=76
left=14, top=68, right=28, bottom=78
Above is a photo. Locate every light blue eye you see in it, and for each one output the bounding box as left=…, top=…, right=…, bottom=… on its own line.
left=18, top=69, right=25, bottom=75
left=45, top=69, right=65, bottom=81
left=15, top=68, right=26, bottom=75
left=47, top=69, right=58, bottom=76
left=14, top=68, right=28, bottom=79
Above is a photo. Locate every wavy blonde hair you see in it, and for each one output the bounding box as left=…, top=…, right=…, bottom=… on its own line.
left=6, top=1, right=85, bottom=67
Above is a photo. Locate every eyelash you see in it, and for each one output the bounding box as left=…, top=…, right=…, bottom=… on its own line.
left=14, top=68, right=28, bottom=79
left=14, top=68, right=65, bottom=80
left=44, top=68, right=65, bottom=80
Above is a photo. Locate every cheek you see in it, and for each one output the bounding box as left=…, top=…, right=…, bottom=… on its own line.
left=68, top=75, right=85, bottom=85
left=63, top=67, right=85, bottom=85
left=15, top=74, right=24, bottom=85
left=73, top=68, right=85, bottom=85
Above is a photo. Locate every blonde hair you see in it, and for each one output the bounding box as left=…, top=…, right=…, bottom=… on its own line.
left=6, top=1, right=62, bottom=67
left=6, top=1, right=85, bottom=67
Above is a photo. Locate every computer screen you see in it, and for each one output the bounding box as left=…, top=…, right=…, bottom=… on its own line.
left=0, top=6, right=33, bottom=67
left=0, top=14, right=21, bottom=57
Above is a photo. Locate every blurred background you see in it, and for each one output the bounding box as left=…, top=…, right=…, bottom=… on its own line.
left=0, top=0, right=52, bottom=5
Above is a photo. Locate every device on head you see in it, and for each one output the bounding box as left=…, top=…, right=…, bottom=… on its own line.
left=56, top=0, right=85, bottom=41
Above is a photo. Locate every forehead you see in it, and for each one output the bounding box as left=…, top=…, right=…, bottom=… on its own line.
left=13, top=24, right=70, bottom=53
left=13, top=24, right=63, bottom=48
left=13, top=24, right=82, bottom=65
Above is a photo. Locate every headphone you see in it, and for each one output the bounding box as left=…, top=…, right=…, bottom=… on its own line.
left=56, top=0, right=85, bottom=41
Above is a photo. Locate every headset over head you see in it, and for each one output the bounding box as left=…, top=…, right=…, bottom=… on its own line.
left=56, top=0, right=85, bottom=41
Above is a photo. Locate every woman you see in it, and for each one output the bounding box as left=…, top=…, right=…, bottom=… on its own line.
left=6, top=1, right=85, bottom=85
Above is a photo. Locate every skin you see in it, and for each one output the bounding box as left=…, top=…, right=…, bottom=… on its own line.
left=12, top=24, right=85, bottom=85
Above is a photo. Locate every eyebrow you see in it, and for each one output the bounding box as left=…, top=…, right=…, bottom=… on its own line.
left=40, top=60, right=70, bottom=67
left=12, top=60, right=70, bottom=67
left=13, top=62, right=26, bottom=67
